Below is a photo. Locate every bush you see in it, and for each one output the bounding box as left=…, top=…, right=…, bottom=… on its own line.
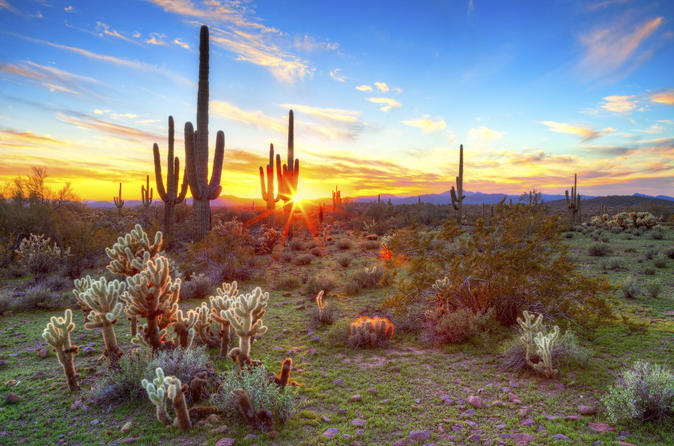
left=180, top=273, right=212, bottom=300
left=651, top=226, right=665, bottom=240
left=348, top=316, right=394, bottom=348
left=601, top=361, right=674, bottom=423
left=293, top=253, right=313, bottom=266
left=274, top=274, right=301, bottom=290
left=645, top=279, right=662, bottom=298
left=290, top=239, right=305, bottom=251
left=311, top=297, right=335, bottom=326
left=344, top=266, right=384, bottom=295
left=336, top=254, right=352, bottom=268
left=146, top=346, right=210, bottom=386
left=10, top=281, right=76, bottom=310
left=255, top=225, right=281, bottom=254
left=653, top=255, right=668, bottom=268
left=644, top=248, right=658, bottom=260
left=15, top=233, right=70, bottom=278
left=502, top=329, right=591, bottom=372
left=304, top=271, right=338, bottom=296
left=281, top=251, right=293, bottom=263
left=211, top=364, right=297, bottom=424
left=90, top=349, right=151, bottom=405
left=644, top=267, right=656, bottom=275
left=310, top=247, right=322, bottom=257
left=588, top=243, right=612, bottom=257
left=363, top=240, right=379, bottom=250
left=426, top=306, right=496, bottom=344
left=336, top=238, right=353, bottom=250
left=325, top=319, right=350, bottom=347
left=665, top=247, right=674, bottom=259
left=602, top=257, right=624, bottom=271
left=621, top=276, right=641, bottom=299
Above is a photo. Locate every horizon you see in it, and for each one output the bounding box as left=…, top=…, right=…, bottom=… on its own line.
left=1, top=1, right=673, bottom=201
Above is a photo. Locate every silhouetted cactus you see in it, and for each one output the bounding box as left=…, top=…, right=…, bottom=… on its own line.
left=184, top=25, right=225, bottom=241
left=565, top=173, right=581, bottom=224
left=153, top=116, right=188, bottom=237
left=259, top=144, right=280, bottom=226
left=450, top=145, right=465, bottom=226
left=113, top=182, right=124, bottom=216
left=332, top=185, right=341, bottom=211
left=276, top=110, right=299, bottom=234
left=141, top=174, right=153, bottom=210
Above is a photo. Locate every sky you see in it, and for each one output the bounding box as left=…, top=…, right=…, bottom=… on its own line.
left=0, top=0, right=673, bottom=201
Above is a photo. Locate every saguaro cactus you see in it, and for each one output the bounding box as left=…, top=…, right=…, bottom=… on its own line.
left=153, top=116, right=188, bottom=238
left=73, top=276, right=125, bottom=365
left=565, top=173, right=581, bottom=225
left=142, top=367, right=172, bottom=425
left=332, top=186, right=341, bottom=211
left=259, top=144, right=280, bottom=226
left=42, top=309, right=79, bottom=391
left=276, top=110, right=299, bottom=234
left=114, top=182, right=124, bottom=216
left=223, top=287, right=269, bottom=367
left=141, top=175, right=153, bottom=210
left=184, top=25, right=225, bottom=241
left=450, top=144, right=465, bottom=226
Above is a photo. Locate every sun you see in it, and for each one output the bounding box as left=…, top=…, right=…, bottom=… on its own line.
left=292, top=193, right=303, bottom=204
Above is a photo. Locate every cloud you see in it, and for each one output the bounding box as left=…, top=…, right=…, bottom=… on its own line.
left=601, top=95, right=638, bottom=113
left=650, top=89, right=674, bottom=105
left=173, top=38, right=190, bottom=50
left=374, top=81, right=389, bottom=93
left=280, top=104, right=361, bottom=124
left=577, top=16, right=663, bottom=79
left=0, top=1, right=19, bottom=14
left=401, top=116, right=446, bottom=134
left=0, top=129, right=67, bottom=148
left=0, top=61, right=103, bottom=96
left=64, top=5, right=73, bottom=12
left=467, top=0, right=474, bottom=15
left=293, top=34, right=339, bottom=52
left=366, top=97, right=401, bottom=112
left=329, top=68, right=345, bottom=82
left=393, top=87, right=403, bottom=94
left=355, top=85, right=373, bottom=92
left=540, top=121, right=614, bottom=141
left=585, top=0, right=629, bottom=12
left=57, top=112, right=163, bottom=143
left=212, top=100, right=286, bottom=134
left=146, top=34, right=169, bottom=46
left=467, top=126, right=504, bottom=142
left=96, top=22, right=139, bottom=45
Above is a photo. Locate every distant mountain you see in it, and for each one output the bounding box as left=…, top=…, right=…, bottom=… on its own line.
left=633, top=193, right=674, bottom=202
left=353, top=190, right=595, bottom=205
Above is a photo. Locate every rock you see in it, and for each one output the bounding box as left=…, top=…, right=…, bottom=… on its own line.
left=368, top=387, right=377, bottom=394
left=70, top=400, right=84, bottom=410
left=461, top=409, right=476, bottom=418
left=0, top=360, right=6, bottom=368
left=337, top=408, right=347, bottom=415
left=322, top=415, right=330, bottom=422
left=306, top=348, right=318, bottom=356
left=120, top=421, right=132, bottom=434
left=351, top=418, right=367, bottom=427
left=508, top=393, right=521, bottom=403
left=333, top=379, right=343, bottom=385
left=519, top=408, right=529, bottom=417
left=509, top=380, right=519, bottom=387
left=552, top=434, right=572, bottom=441
left=579, top=404, right=597, bottom=415
left=589, top=422, right=615, bottom=433
left=451, top=424, right=463, bottom=432
left=519, top=418, right=535, bottom=427
left=206, top=414, right=221, bottom=424
left=38, top=348, right=48, bottom=358
left=5, top=393, right=20, bottom=404
left=119, top=437, right=140, bottom=444
left=90, top=419, right=99, bottom=426
left=408, top=430, right=431, bottom=443
left=322, top=428, right=340, bottom=439
left=210, top=425, right=228, bottom=434
left=510, top=433, right=537, bottom=445
left=350, top=394, right=362, bottom=402
left=467, top=434, right=481, bottom=443
left=214, top=438, right=235, bottom=446
left=468, top=396, right=482, bottom=408
left=565, top=415, right=580, bottom=421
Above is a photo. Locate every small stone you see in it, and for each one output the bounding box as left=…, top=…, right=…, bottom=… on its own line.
left=337, top=408, right=347, bottom=414
left=214, top=438, right=235, bottom=446
left=310, top=336, right=321, bottom=342
left=519, top=418, right=535, bottom=427
left=119, top=437, right=140, bottom=444
left=90, top=419, right=99, bottom=426
left=519, top=408, right=529, bottom=417
left=391, top=365, right=400, bottom=373
left=510, top=433, right=537, bottom=445
left=579, top=404, right=597, bottom=415
left=451, top=424, right=463, bottom=432
left=206, top=414, right=220, bottom=424
left=350, top=394, right=362, bottom=402
left=509, top=380, right=519, bottom=388
left=0, top=360, right=6, bottom=368
left=5, top=393, right=20, bottom=404
left=468, top=396, right=482, bottom=408
left=120, top=421, right=131, bottom=434
left=408, top=430, right=431, bottom=443
left=461, top=409, right=476, bottom=418
left=70, top=400, right=83, bottom=410
left=351, top=418, right=367, bottom=427
left=322, top=415, right=330, bottom=422
left=306, top=348, right=318, bottom=356
left=333, top=379, right=343, bottom=385
left=209, top=425, right=228, bottom=435
left=467, top=434, right=481, bottom=443
left=368, top=387, right=377, bottom=394
left=38, top=348, right=48, bottom=358
left=589, top=422, right=615, bottom=433
left=322, top=428, right=340, bottom=439
left=508, top=393, right=520, bottom=403
left=501, top=386, right=511, bottom=393
left=552, top=434, right=572, bottom=441
left=565, top=415, right=580, bottom=421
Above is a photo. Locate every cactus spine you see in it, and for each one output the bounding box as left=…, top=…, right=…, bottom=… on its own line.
left=42, top=309, right=79, bottom=391
left=259, top=144, right=280, bottom=226
left=153, top=116, right=188, bottom=237
left=141, top=174, right=153, bottom=210
left=565, top=173, right=581, bottom=225
left=184, top=25, right=225, bottom=241
left=450, top=144, right=465, bottom=226
left=113, top=182, right=124, bottom=216
left=275, top=110, right=299, bottom=235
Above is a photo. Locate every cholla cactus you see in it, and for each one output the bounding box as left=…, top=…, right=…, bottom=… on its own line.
left=193, top=302, right=220, bottom=348
left=105, top=224, right=163, bottom=277
left=223, top=287, right=269, bottom=367
left=315, top=290, right=327, bottom=319
left=172, top=309, right=197, bottom=349
left=42, top=309, right=79, bottom=391
left=348, top=316, right=394, bottom=348
left=531, top=326, right=559, bottom=378
left=73, top=276, right=125, bottom=365
left=142, top=367, right=172, bottom=425
left=165, top=375, right=192, bottom=431
left=15, top=233, right=70, bottom=277
left=122, top=256, right=180, bottom=352
left=208, top=281, right=238, bottom=357
left=517, top=310, right=543, bottom=362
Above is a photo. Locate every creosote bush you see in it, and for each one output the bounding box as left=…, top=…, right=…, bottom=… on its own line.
left=645, top=279, right=662, bottom=298
left=293, top=253, right=313, bottom=266
left=303, top=271, right=338, bottom=296
left=588, top=243, right=612, bottom=257
left=336, top=238, right=353, bottom=250
left=601, top=360, right=674, bottom=423
left=146, top=346, right=209, bottom=386
left=336, top=254, right=352, bottom=267
left=344, top=266, right=384, bottom=295
left=621, top=276, right=641, bottom=299
left=425, top=307, right=496, bottom=344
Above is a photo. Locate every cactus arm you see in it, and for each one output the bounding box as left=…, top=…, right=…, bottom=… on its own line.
left=153, top=143, right=168, bottom=202
left=207, top=130, right=224, bottom=200
left=184, top=122, right=203, bottom=200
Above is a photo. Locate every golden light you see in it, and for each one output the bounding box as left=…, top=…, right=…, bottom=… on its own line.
left=292, top=193, right=303, bottom=204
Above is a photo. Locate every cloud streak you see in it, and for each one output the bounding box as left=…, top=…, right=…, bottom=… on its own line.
left=366, top=97, right=401, bottom=112
left=650, top=89, right=674, bottom=105
left=0, top=61, right=104, bottom=96
left=540, top=121, right=614, bottom=141
left=401, top=116, right=446, bottom=134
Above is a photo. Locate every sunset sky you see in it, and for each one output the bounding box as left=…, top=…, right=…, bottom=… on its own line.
left=1, top=0, right=673, bottom=201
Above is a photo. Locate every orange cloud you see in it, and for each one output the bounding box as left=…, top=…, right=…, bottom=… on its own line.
left=650, top=89, right=674, bottom=105
left=601, top=95, right=638, bottom=113
left=540, top=121, right=614, bottom=141
left=0, top=61, right=102, bottom=96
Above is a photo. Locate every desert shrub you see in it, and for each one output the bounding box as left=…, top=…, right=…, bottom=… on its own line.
left=290, top=239, right=305, bottom=251
left=645, top=279, right=662, bottom=298
left=563, top=232, right=573, bottom=239
left=15, top=233, right=70, bottom=278
left=211, top=364, right=297, bottom=424
left=363, top=240, right=379, bottom=250
left=293, top=253, right=313, bottom=266
left=588, top=243, right=612, bottom=257
left=336, top=238, right=353, bottom=250
left=426, top=306, right=496, bottom=344
left=306, top=240, right=318, bottom=250
left=502, top=329, right=591, bottom=371
left=145, top=346, right=209, bottom=385
left=651, top=226, right=665, bottom=240
left=311, top=292, right=335, bottom=325
left=384, top=202, right=614, bottom=328
left=281, top=251, right=293, bottom=263
left=255, top=225, right=281, bottom=254
left=11, top=282, right=75, bottom=310
left=644, top=248, right=658, bottom=260
left=643, top=266, right=656, bottom=275
left=274, top=274, right=301, bottom=290
left=344, top=266, right=384, bottom=295
left=601, top=360, right=674, bottom=423
left=325, top=319, right=350, bottom=347
left=621, top=276, right=641, bottom=299
left=633, top=228, right=643, bottom=237
left=90, top=349, right=151, bottom=405
left=348, top=316, right=394, bottom=348
left=310, top=247, right=322, bottom=257
left=336, top=254, right=352, bottom=267
left=665, top=247, right=674, bottom=259
left=653, top=255, right=668, bottom=268
left=605, top=257, right=625, bottom=271
left=180, top=273, right=212, bottom=300
left=600, top=234, right=610, bottom=243
left=304, top=271, right=338, bottom=296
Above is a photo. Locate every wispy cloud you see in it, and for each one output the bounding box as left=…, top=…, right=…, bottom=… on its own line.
left=401, top=116, right=446, bottom=134
left=280, top=104, right=361, bottom=124
left=173, top=38, right=190, bottom=50
left=601, top=95, right=638, bottom=113
left=64, top=5, right=74, bottom=12
left=0, top=0, right=19, bottom=14
left=541, top=121, right=614, bottom=141
left=355, top=85, right=372, bottom=92
left=467, top=126, right=504, bottom=142
left=57, top=112, right=163, bottom=142
left=585, top=0, right=629, bottom=12
left=0, top=129, right=67, bottom=148
left=0, top=61, right=103, bottom=96
left=366, top=97, right=401, bottom=112
left=329, top=68, right=345, bottom=82
left=146, top=33, right=169, bottom=46
left=96, top=21, right=139, bottom=45
left=374, top=81, right=389, bottom=93
left=650, top=89, right=674, bottom=105
left=293, top=33, right=338, bottom=52
left=577, top=16, right=663, bottom=79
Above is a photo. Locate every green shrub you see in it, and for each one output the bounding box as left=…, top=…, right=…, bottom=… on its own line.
left=303, top=271, right=338, bottom=296
left=310, top=247, right=322, bottom=257
left=15, top=233, right=70, bottom=278
left=293, top=253, right=313, bottom=266
left=90, top=349, right=151, bottom=405
left=643, top=266, right=656, bottom=275
left=211, top=364, right=297, bottom=424
left=644, top=248, right=658, bottom=260
left=653, top=255, right=668, bottom=268
left=502, top=329, right=591, bottom=371
left=426, top=306, right=496, bottom=344
left=651, top=226, right=665, bottom=240
left=665, top=247, right=674, bottom=259
left=602, top=257, right=624, bottom=271
left=336, top=254, right=352, bottom=267
left=311, top=303, right=335, bottom=326
left=10, top=281, right=76, bottom=311
left=180, top=273, right=212, bottom=300
left=363, top=240, right=379, bottom=250
left=645, top=279, right=662, bottom=298
left=601, top=361, right=674, bottom=423
left=588, top=243, right=612, bottom=257
left=621, top=276, right=641, bottom=299
left=325, top=319, right=350, bottom=347
left=290, top=239, right=305, bottom=251
left=146, top=346, right=209, bottom=385
left=344, top=266, right=384, bottom=295
left=274, top=274, right=301, bottom=290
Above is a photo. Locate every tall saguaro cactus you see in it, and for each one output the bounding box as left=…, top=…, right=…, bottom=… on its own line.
left=332, top=186, right=341, bottom=211
left=565, top=173, right=581, bottom=225
left=184, top=25, right=225, bottom=241
left=114, top=182, right=124, bottom=216
left=259, top=144, right=280, bottom=226
left=276, top=110, right=299, bottom=233
left=141, top=175, right=153, bottom=210
left=153, top=116, right=188, bottom=238
left=450, top=144, right=465, bottom=226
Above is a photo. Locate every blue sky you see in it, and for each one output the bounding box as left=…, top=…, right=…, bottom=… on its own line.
left=1, top=0, right=673, bottom=200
